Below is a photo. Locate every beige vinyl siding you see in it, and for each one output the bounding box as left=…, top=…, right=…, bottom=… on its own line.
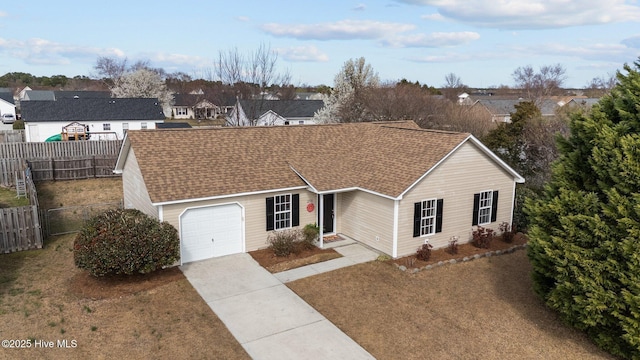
left=397, top=141, right=516, bottom=257
left=122, top=149, right=158, bottom=218
left=161, top=190, right=316, bottom=253
left=340, top=190, right=395, bottom=255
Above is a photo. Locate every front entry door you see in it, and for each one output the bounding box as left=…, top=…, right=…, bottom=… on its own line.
left=320, top=193, right=335, bottom=233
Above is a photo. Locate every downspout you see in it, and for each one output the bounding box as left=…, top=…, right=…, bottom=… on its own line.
left=319, top=194, right=324, bottom=248
left=392, top=199, right=399, bottom=258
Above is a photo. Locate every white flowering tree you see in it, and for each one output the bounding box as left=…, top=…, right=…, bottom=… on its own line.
left=111, top=68, right=173, bottom=113
left=313, top=57, right=379, bottom=123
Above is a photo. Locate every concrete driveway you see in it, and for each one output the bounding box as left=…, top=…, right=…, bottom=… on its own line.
left=180, top=252, right=374, bottom=360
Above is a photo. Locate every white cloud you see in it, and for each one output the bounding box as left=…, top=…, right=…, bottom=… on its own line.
left=382, top=31, right=480, bottom=48
left=395, top=0, right=640, bottom=29
left=622, top=35, right=640, bottom=49
left=236, top=16, right=250, bottom=22
left=261, top=19, right=415, bottom=40
left=352, top=3, right=367, bottom=11
left=420, top=13, right=445, bottom=21
left=277, top=45, right=329, bottom=62
left=0, top=37, right=125, bottom=66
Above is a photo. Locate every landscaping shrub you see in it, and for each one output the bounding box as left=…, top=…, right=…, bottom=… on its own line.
left=301, top=223, right=319, bottom=250
left=472, top=226, right=494, bottom=249
left=415, top=242, right=433, bottom=261
left=73, top=208, right=179, bottom=277
left=267, top=229, right=301, bottom=257
left=447, top=236, right=459, bottom=255
left=499, top=222, right=515, bottom=243
left=12, top=120, right=24, bottom=130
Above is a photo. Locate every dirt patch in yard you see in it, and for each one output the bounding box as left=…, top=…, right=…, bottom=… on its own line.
left=250, top=246, right=342, bottom=273
left=68, top=267, right=185, bottom=300
left=288, top=250, right=615, bottom=360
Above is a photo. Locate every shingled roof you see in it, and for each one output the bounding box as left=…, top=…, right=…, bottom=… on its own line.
left=118, top=121, right=515, bottom=204
left=239, top=99, right=324, bottom=119
left=21, top=98, right=165, bottom=122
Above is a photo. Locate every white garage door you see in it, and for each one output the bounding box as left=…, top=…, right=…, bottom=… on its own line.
left=180, top=203, right=243, bottom=263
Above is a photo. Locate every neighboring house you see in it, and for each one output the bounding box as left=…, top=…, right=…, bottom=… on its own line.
left=295, top=92, right=324, bottom=100
left=21, top=98, right=165, bottom=142
left=114, top=121, right=524, bottom=264
left=20, top=90, right=111, bottom=101
left=171, top=93, right=234, bottom=120
left=0, top=89, right=16, bottom=119
left=565, top=97, right=600, bottom=108
left=156, top=122, right=192, bottom=129
left=228, top=99, right=325, bottom=126
left=21, top=90, right=56, bottom=101
left=470, top=98, right=558, bottom=123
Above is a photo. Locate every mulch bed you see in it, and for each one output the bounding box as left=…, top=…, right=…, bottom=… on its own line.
left=390, top=233, right=528, bottom=270
left=250, top=246, right=342, bottom=273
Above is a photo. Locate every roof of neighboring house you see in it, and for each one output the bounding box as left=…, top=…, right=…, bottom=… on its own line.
left=116, top=121, right=524, bottom=204
left=239, top=100, right=324, bottom=119
left=156, top=122, right=192, bottom=129
left=566, top=98, right=600, bottom=107
left=173, top=93, right=237, bottom=107
left=0, top=92, right=15, bottom=105
left=23, top=90, right=56, bottom=101
left=53, top=91, right=111, bottom=99
left=21, top=98, right=166, bottom=122
left=473, top=98, right=558, bottom=116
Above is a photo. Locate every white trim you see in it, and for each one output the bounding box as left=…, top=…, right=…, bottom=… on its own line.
left=288, top=165, right=319, bottom=193
left=178, top=201, right=245, bottom=266
left=158, top=205, right=164, bottom=222
left=392, top=200, right=399, bottom=258
left=319, top=194, right=324, bottom=248
left=152, top=185, right=308, bottom=206
left=418, top=198, right=438, bottom=236
left=113, top=133, right=131, bottom=173
left=510, top=182, right=517, bottom=228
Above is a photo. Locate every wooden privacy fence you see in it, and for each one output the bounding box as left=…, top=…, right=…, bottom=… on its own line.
left=0, top=175, right=43, bottom=253
left=0, top=158, right=27, bottom=187
left=0, top=140, right=123, bottom=159
left=28, top=156, right=119, bottom=181
left=0, top=130, right=25, bottom=143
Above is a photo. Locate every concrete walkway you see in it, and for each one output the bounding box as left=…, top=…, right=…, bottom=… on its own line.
left=180, top=240, right=379, bottom=360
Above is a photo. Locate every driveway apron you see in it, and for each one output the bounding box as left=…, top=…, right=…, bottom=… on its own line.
left=180, top=253, right=374, bottom=360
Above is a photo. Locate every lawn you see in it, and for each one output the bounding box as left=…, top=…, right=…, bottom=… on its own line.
left=0, top=178, right=616, bottom=359
left=0, top=186, right=29, bottom=208
left=288, top=250, right=615, bottom=360
left=0, top=178, right=249, bottom=359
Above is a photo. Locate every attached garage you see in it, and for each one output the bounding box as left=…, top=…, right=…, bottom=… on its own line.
left=179, top=203, right=244, bottom=264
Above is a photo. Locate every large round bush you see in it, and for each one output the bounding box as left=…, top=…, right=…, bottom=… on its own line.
left=74, top=208, right=179, bottom=277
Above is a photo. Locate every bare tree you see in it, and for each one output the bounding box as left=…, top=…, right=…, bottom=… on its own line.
left=93, top=56, right=128, bottom=88
left=441, top=72, right=466, bottom=102
left=512, top=64, right=566, bottom=101
left=215, top=43, right=291, bottom=126
left=584, top=73, right=617, bottom=97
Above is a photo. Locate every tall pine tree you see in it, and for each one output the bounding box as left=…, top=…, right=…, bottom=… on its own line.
left=526, top=59, right=640, bottom=359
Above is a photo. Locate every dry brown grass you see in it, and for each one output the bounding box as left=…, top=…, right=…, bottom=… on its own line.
left=0, top=178, right=249, bottom=359
left=288, top=250, right=615, bottom=360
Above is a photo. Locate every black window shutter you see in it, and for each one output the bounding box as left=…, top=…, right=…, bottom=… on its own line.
left=292, top=194, right=300, bottom=227
left=472, top=193, right=480, bottom=226
left=266, top=197, right=274, bottom=231
left=413, top=202, right=421, bottom=237
left=435, top=199, right=444, bottom=233
left=491, top=191, right=499, bottom=222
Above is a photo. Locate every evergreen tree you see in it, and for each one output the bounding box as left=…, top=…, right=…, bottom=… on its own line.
left=526, top=59, right=640, bottom=359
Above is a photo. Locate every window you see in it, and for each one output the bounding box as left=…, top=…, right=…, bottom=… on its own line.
left=413, top=199, right=443, bottom=237
left=103, top=123, right=111, bottom=131
left=141, top=122, right=147, bottom=129
left=298, top=121, right=304, bottom=125
left=472, top=190, right=499, bottom=226
left=266, top=194, right=300, bottom=231
left=176, top=107, right=188, bottom=116
left=122, top=123, right=129, bottom=134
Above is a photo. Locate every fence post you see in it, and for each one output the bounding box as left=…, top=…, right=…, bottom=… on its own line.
left=50, top=157, right=55, bottom=181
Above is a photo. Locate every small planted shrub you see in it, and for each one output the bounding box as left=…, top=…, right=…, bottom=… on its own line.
left=499, top=222, right=515, bottom=243
left=472, top=226, right=494, bottom=249
left=301, top=223, right=319, bottom=250
left=415, top=242, right=434, bottom=261
left=267, top=229, right=301, bottom=257
left=448, top=236, right=459, bottom=255
left=73, top=208, right=179, bottom=277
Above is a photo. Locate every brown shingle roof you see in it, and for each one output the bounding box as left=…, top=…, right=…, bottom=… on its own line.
left=124, top=121, right=470, bottom=203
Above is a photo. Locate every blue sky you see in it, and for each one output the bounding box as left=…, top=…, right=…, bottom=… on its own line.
left=1, top=0, right=639, bottom=88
